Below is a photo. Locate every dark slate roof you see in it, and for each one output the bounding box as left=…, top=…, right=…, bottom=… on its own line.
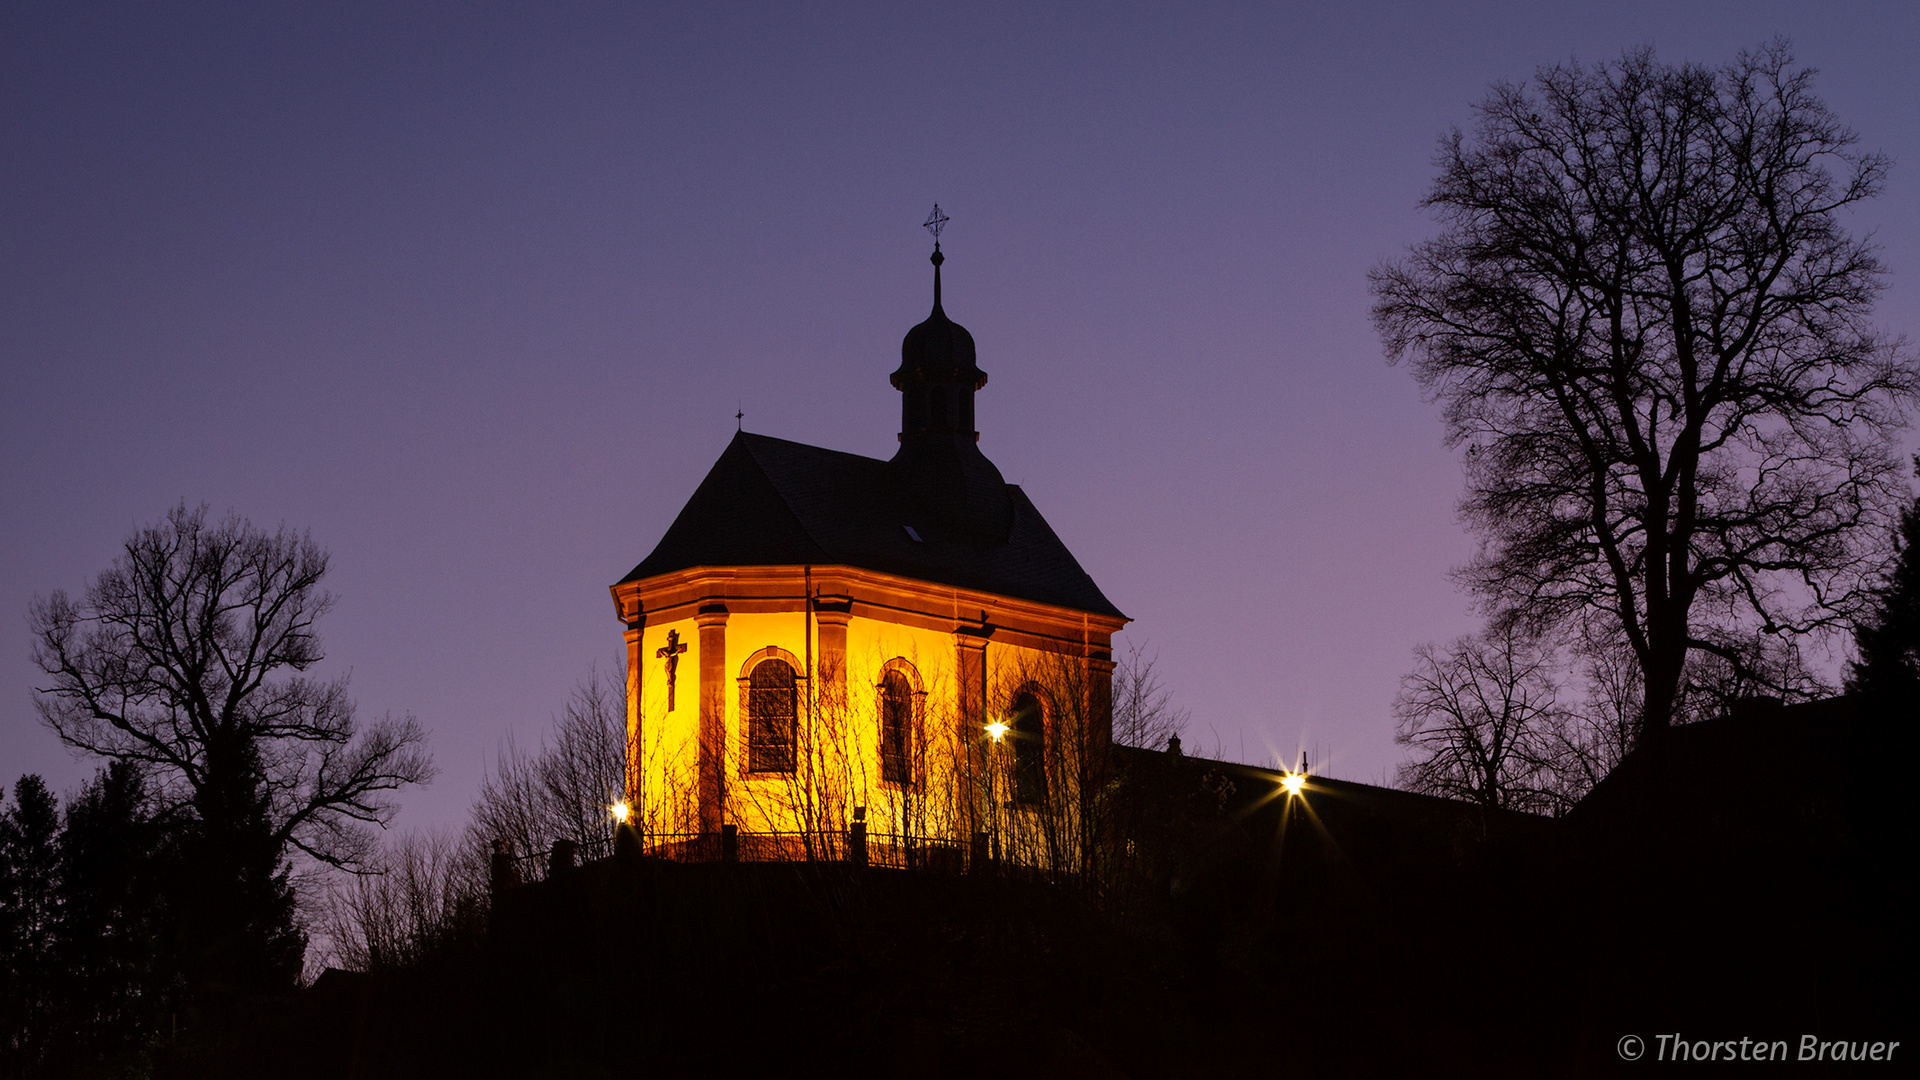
left=619, top=432, right=1125, bottom=620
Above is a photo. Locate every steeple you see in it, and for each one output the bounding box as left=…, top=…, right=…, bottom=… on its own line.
left=891, top=207, right=987, bottom=446
left=889, top=208, right=1011, bottom=539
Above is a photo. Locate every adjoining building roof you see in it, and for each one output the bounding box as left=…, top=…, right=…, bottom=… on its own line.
left=618, top=431, right=1126, bottom=620
left=1114, top=744, right=1554, bottom=833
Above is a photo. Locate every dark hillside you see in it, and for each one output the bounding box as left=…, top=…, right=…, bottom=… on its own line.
left=273, top=697, right=1910, bottom=1078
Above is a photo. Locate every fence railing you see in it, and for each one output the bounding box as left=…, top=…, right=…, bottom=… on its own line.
left=497, top=824, right=981, bottom=886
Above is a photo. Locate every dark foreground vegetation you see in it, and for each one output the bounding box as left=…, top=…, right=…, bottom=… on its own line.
left=265, top=696, right=1907, bottom=1079
left=3, top=693, right=1910, bottom=1077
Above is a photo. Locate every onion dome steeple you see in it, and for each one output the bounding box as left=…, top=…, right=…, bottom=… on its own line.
left=889, top=207, right=1011, bottom=539
left=891, top=238, right=987, bottom=441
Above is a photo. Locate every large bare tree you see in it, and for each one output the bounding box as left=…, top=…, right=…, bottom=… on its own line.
left=30, top=504, right=434, bottom=872
left=1372, top=43, right=1918, bottom=741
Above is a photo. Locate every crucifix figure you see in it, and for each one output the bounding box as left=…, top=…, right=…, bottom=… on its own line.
left=656, top=629, right=688, bottom=711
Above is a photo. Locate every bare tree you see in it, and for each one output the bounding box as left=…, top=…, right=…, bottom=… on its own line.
left=1111, top=642, right=1189, bottom=752
left=29, top=505, right=434, bottom=998
left=1371, top=42, right=1918, bottom=743
left=1400, top=624, right=1824, bottom=812
left=761, top=648, right=863, bottom=861
left=1394, top=628, right=1565, bottom=813
left=320, top=829, right=486, bottom=971
left=469, top=662, right=626, bottom=875
left=1540, top=638, right=1642, bottom=803
left=29, top=504, right=433, bottom=871
left=982, top=645, right=1130, bottom=886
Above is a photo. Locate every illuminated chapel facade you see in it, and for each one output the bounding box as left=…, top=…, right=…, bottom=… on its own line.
left=610, top=245, right=1127, bottom=860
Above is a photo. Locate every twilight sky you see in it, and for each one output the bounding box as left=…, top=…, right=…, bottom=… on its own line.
left=4, top=2, right=1916, bottom=835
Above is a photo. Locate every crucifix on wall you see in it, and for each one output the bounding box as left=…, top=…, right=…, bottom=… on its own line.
left=656, top=629, right=688, bottom=711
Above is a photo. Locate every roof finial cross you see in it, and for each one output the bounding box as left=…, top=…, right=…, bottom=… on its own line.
left=923, top=204, right=948, bottom=307
left=923, top=204, right=949, bottom=251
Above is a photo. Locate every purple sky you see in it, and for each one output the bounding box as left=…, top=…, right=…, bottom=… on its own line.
left=5, top=2, right=1916, bottom=836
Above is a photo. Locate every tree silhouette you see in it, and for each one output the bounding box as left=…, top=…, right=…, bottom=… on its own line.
left=53, top=764, right=170, bottom=1075
left=468, top=662, right=626, bottom=876
left=1848, top=462, right=1920, bottom=710
left=1393, top=629, right=1564, bottom=813
left=29, top=504, right=434, bottom=998
left=1, top=776, right=61, bottom=1073
left=1372, top=42, right=1918, bottom=742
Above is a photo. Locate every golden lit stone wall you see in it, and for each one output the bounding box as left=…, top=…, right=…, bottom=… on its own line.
left=613, top=565, right=1124, bottom=848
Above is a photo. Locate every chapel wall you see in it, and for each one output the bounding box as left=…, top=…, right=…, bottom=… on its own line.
left=620, top=568, right=1120, bottom=860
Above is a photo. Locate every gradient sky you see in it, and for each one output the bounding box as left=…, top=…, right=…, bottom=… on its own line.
left=5, top=2, right=1916, bottom=836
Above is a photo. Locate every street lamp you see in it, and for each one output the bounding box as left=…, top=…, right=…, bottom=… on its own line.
left=982, top=718, right=1009, bottom=865
left=1280, top=772, right=1305, bottom=797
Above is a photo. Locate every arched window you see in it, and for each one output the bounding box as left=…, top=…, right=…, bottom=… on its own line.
left=1010, top=691, right=1046, bottom=804
left=748, top=659, right=797, bottom=773
left=880, top=670, right=912, bottom=785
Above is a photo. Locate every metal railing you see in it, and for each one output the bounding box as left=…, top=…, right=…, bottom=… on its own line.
left=499, top=825, right=979, bottom=884
left=862, top=832, right=971, bottom=873
left=499, top=835, right=613, bottom=885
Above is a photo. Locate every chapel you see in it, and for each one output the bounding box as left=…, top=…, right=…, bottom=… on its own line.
left=610, top=233, right=1127, bottom=863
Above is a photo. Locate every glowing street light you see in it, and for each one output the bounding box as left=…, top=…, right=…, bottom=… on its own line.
left=1280, top=772, right=1306, bottom=796
left=985, top=720, right=1009, bottom=743
left=611, top=800, right=632, bottom=825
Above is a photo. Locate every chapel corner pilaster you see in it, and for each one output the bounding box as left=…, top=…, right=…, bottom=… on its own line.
left=952, top=618, right=996, bottom=833
left=813, top=594, right=852, bottom=710
left=695, top=601, right=730, bottom=832
left=622, top=616, right=646, bottom=807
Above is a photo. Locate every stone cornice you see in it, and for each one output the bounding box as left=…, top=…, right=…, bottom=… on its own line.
left=611, top=564, right=1126, bottom=653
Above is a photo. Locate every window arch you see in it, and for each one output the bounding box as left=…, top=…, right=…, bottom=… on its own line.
left=876, top=659, right=924, bottom=787
left=747, top=658, right=797, bottom=773
left=1009, top=690, right=1047, bottom=805
left=880, top=669, right=913, bottom=785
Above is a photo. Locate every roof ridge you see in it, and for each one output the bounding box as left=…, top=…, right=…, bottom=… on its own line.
left=739, top=430, right=886, bottom=468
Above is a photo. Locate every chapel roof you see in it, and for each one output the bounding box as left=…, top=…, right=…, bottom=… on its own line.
left=618, top=430, right=1125, bottom=620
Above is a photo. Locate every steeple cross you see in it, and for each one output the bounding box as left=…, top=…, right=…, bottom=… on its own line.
left=923, top=204, right=948, bottom=248
left=656, top=629, right=688, bottom=711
